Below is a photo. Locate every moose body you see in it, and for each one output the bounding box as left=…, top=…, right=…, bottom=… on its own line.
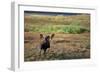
left=40, top=34, right=55, bottom=55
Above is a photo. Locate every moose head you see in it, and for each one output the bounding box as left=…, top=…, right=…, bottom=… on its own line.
left=39, top=34, right=55, bottom=55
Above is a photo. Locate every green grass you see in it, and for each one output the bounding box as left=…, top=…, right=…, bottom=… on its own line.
left=25, top=24, right=89, bottom=34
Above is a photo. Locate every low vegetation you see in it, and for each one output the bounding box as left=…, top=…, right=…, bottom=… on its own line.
left=24, top=13, right=90, bottom=61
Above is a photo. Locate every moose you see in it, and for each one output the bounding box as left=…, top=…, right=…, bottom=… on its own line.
left=39, top=34, right=55, bottom=55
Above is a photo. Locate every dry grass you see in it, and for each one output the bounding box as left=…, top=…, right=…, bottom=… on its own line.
left=24, top=32, right=90, bottom=61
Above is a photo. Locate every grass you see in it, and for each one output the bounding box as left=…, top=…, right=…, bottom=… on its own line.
left=24, top=15, right=90, bottom=34
left=25, top=24, right=89, bottom=34
left=24, top=33, right=90, bottom=61
left=24, top=14, right=90, bottom=61
left=24, top=47, right=90, bottom=61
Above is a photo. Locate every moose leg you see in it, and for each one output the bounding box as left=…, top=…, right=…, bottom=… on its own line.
left=43, top=49, right=47, bottom=55
left=39, top=49, right=42, bottom=56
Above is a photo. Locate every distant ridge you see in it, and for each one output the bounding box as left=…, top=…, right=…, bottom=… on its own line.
left=24, top=11, right=89, bottom=16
